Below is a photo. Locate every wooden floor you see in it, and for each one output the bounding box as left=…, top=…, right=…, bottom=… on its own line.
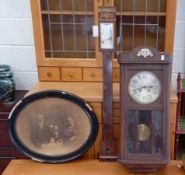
left=2, top=159, right=185, bottom=175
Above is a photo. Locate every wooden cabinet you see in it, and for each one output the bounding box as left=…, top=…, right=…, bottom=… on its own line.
left=27, top=82, right=177, bottom=160
left=29, top=0, right=177, bottom=161
left=31, top=0, right=176, bottom=80
left=0, top=91, right=27, bottom=174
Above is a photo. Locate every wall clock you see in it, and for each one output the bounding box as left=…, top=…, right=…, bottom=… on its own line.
left=118, top=47, right=172, bottom=172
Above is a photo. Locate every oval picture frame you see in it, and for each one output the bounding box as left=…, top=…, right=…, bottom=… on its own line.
left=8, top=90, right=98, bottom=163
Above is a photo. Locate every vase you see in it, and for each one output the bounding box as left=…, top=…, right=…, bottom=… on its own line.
left=0, top=65, right=15, bottom=104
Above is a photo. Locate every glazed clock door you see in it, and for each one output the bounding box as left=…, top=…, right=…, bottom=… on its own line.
left=127, top=110, right=163, bottom=156
left=126, top=68, right=165, bottom=161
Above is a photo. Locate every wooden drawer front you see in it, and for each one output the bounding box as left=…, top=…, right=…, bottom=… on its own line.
left=61, top=68, right=82, bottom=81
left=0, top=148, right=26, bottom=159
left=113, top=68, right=120, bottom=82
left=38, top=67, right=61, bottom=81
left=0, top=113, right=8, bottom=120
left=83, top=68, right=103, bottom=82
left=0, top=119, right=13, bottom=147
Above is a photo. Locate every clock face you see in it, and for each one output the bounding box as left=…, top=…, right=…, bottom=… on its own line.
left=100, top=23, right=114, bottom=49
left=128, top=71, right=161, bottom=104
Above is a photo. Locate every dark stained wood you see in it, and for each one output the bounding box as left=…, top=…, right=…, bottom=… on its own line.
left=174, top=73, right=185, bottom=160
left=98, top=6, right=117, bottom=161
left=0, top=91, right=27, bottom=112
left=99, top=52, right=117, bottom=160
left=0, top=90, right=28, bottom=174
left=118, top=47, right=172, bottom=172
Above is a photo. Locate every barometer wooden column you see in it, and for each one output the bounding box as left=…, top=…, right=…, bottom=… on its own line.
left=118, top=47, right=172, bottom=172
left=98, top=7, right=117, bottom=160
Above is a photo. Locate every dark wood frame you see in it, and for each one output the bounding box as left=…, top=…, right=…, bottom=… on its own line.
left=174, top=73, right=185, bottom=160
left=118, top=47, right=172, bottom=172
left=98, top=6, right=117, bottom=160
left=0, top=91, right=27, bottom=174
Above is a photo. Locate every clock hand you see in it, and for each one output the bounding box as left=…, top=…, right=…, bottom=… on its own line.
left=101, top=37, right=112, bottom=43
left=131, top=85, right=157, bottom=92
left=109, top=28, right=112, bottom=44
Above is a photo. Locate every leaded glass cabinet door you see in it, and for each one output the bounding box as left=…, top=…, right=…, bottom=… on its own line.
left=112, top=0, right=176, bottom=54
left=31, top=0, right=176, bottom=68
left=31, top=0, right=102, bottom=67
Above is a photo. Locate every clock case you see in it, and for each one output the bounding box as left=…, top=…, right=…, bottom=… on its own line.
left=117, top=47, right=172, bottom=172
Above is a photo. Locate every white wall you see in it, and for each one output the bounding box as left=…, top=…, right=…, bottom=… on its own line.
left=172, top=0, right=185, bottom=90
left=0, top=0, right=38, bottom=90
left=0, top=0, right=185, bottom=90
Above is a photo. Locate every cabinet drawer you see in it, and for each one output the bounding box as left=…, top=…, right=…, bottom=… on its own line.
left=38, top=67, right=61, bottom=81
left=0, top=119, right=14, bottom=147
left=61, top=68, right=82, bottom=81
left=0, top=148, right=26, bottom=158
left=0, top=114, right=8, bottom=120
left=83, top=68, right=103, bottom=82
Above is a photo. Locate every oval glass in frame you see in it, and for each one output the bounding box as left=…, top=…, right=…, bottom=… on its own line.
left=8, top=90, right=98, bottom=163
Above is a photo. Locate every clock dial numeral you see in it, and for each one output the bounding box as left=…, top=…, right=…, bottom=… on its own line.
left=128, top=71, right=161, bottom=104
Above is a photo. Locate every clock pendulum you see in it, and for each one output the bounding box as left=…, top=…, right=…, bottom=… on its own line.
left=98, top=7, right=117, bottom=161
left=118, top=47, right=172, bottom=172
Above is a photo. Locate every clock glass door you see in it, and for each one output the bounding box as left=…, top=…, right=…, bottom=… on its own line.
left=127, top=110, right=163, bottom=156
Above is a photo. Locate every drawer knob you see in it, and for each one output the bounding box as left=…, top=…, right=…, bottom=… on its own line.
left=47, top=72, right=52, bottom=77
left=91, top=72, right=96, bottom=78
left=68, top=72, right=74, bottom=78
